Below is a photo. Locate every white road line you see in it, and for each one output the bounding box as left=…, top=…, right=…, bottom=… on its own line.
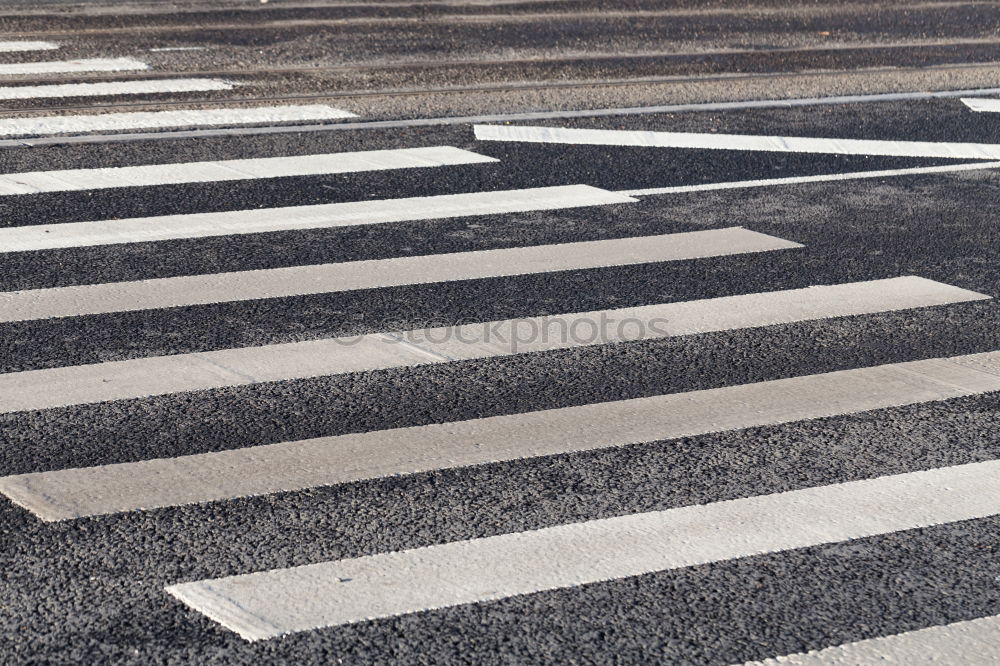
left=0, top=228, right=797, bottom=323
left=960, top=97, right=1000, bottom=113
left=7, top=348, right=1000, bottom=521
left=0, top=57, right=148, bottom=76
left=148, top=47, right=208, bottom=52
left=0, top=78, right=235, bottom=101
left=164, top=460, right=1000, bottom=640
left=743, top=614, right=1000, bottom=665
left=474, top=124, right=1000, bottom=160
left=7, top=86, right=1000, bottom=148
left=619, top=161, right=1000, bottom=196
left=0, top=277, right=985, bottom=415
left=0, top=185, right=634, bottom=251
left=0, top=145, right=495, bottom=197
left=0, top=41, right=59, bottom=53
left=0, top=104, right=356, bottom=137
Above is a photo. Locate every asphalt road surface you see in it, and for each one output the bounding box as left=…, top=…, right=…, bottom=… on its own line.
left=2, top=1, right=1000, bottom=664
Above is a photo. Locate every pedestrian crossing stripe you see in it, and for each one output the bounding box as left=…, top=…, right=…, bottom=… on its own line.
left=0, top=78, right=235, bottom=101
left=164, top=459, right=1000, bottom=640
left=0, top=185, right=635, bottom=251
left=0, top=41, right=59, bottom=53
left=742, top=613, right=1000, bottom=665
left=961, top=97, right=1000, bottom=113
left=0, top=57, right=148, bottom=76
left=475, top=124, right=1000, bottom=160
left=0, top=228, right=798, bottom=322
left=0, top=104, right=356, bottom=138
left=0, top=145, right=495, bottom=197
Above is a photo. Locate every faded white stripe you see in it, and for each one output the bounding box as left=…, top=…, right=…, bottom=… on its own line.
left=0, top=57, right=148, bottom=76
left=0, top=185, right=635, bottom=251
left=474, top=124, right=1000, bottom=160
left=165, top=460, right=1000, bottom=640
left=9, top=87, right=1000, bottom=149
left=7, top=348, right=1000, bottom=521
left=0, top=104, right=355, bottom=137
left=960, top=97, right=1000, bottom=113
left=743, top=614, right=1000, bottom=665
left=0, top=41, right=59, bottom=53
left=0, top=228, right=797, bottom=323
left=0, top=277, right=985, bottom=414
left=0, top=145, right=495, bottom=197
left=620, top=161, right=1000, bottom=196
left=0, top=78, right=235, bottom=101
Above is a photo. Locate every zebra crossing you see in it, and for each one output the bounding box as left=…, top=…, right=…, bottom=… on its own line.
left=2, top=43, right=1000, bottom=660
left=3, top=347, right=999, bottom=521
left=0, top=44, right=355, bottom=136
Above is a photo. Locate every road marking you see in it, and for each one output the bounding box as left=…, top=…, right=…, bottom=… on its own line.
left=148, top=47, right=208, bottom=52
left=0, top=104, right=356, bottom=137
left=6, top=86, right=1000, bottom=148
left=0, top=41, right=59, bottom=53
left=0, top=229, right=797, bottom=322
left=0, top=277, right=984, bottom=414
left=619, top=161, right=1000, bottom=196
left=0, top=185, right=635, bottom=251
left=0, top=78, right=236, bottom=101
left=0, top=57, right=148, bottom=76
left=0, top=145, right=495, bottom=197
left=961, top=97, right=1000, bottom=113
left=474, top=124, right=1000, bottom=160
left=8, top=348, right=1000, bottom=521
left=743, top=614, right=1000, bottom=665
left=164, top=460, right=1000, bottom=640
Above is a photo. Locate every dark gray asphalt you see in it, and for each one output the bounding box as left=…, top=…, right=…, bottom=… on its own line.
left=2, top=1, right=1000, bottom=664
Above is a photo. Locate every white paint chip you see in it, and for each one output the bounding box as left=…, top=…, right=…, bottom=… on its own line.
left=6, top=347, right=1000, bottom=521
left=0, top=276, right=985, bottom=414
left=0, top=104, right=355, bottom=137
left=0, top=78, right=235, bottom=101
left=743, top=614, right=1000, bottom=665
left=0, top=57, right=148, bottom=76
left=474, top=124, right=1000, bottom=160
left=164, top=460, right=1000, bottom=640
left=0, top=145, right=495, bottom=197
left=0, top=185, right=635, bottom=251
left=0, top=41, right=59, bottom=53
left=0, top=228, right=798, bottom=322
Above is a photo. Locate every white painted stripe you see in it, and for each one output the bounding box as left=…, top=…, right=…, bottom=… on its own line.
left=0, top=228, right=797, bottom=323
left=0, top=145, right=495, bottom=197
left=0, top=185, right=635, bottom=251
left=0, top=57, right=148, bottom=76
left=148, top=47, right=207, bottom=53
left=8, top=86, right=1000, bottom=149
left=0, top=277, right=985, bottom=415
left=0, top=41, right=59, bottom=53
left=743, top=614, right=1000, bottom=665
left=0, top=104, right=356, bottom=137
left=8, top=348, right=1000, bottom=521
left=960, top=97, right=1000, bottom=113
left=0, top=78, right=235, bottom=101
left=474, top=124, right=1000, bottom=160
left=165, top=460, right=1000, bottom=640
left=620, top=161, right=1000, bottom=196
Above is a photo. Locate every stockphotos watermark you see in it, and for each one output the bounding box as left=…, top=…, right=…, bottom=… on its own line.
left=335, top=313, right=672, bottom=353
